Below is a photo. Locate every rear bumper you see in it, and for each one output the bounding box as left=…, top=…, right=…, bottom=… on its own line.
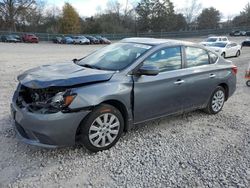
left=11, top=102, right=90, bottom=148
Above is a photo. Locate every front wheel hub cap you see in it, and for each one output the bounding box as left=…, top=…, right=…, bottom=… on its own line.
left=89, top=113, right=120, bottom=148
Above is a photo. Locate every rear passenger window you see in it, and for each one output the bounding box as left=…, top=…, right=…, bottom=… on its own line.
left=144, top=47, right=182, bottom=72
left=185, top=47, right=209, bottom=68
left=209, top=52, right=218, bottom=64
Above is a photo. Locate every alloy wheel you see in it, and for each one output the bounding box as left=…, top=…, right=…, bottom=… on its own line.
left=211, top=90, right=225, bottom=112
left=88, top=113, right=120, bottom=148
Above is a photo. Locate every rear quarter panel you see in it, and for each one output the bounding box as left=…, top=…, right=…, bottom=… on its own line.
left=211, top=61, right=236, bottom=99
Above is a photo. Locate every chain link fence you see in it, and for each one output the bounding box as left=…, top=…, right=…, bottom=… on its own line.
left=1, top=26, right=250, bottom=42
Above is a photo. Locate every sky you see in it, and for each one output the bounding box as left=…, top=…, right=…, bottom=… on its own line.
left=50, top=0, right=250, bottom=19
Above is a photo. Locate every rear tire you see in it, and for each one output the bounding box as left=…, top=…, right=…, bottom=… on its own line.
left=221, top=52, right=226, bottom=58
left=203, top=86, right=226, bottom=114
left=235, top=50, right=240, bottom=57
left=246, top=80, right=250, bottom=87
left=78, top=104, right=124, bottom=152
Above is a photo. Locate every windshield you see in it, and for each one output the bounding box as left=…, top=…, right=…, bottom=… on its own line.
left=208, top=42, right=227, bottom=48
left=205, top=38, right=217, bottom=42
left=78, top=42, right=152, bottom=71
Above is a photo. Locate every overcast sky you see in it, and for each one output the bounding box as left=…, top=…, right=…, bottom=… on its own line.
left=50, top=0, right=249, bottom=19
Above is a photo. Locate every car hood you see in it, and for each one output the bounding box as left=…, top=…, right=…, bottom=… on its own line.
left=18, top=62, right=115, bottom=89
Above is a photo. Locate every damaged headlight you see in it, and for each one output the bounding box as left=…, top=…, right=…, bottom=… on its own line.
left=50, top=90, right=77, bottom=109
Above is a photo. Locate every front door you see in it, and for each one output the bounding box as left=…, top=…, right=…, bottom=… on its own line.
left=133, top=46, right=186, bottom=123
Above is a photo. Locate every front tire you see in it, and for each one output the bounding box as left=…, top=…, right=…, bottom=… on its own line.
left=78, top=104, right=124, bottom=152
left=221, top=52, right=226, bottom=58
left=203, top=86, right=226, bottom=114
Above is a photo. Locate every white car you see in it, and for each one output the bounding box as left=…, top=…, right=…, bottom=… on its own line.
left=200, top=36, right=229, bottom=46
left=206, top=42, right=241, bottom=58
left=72, top=36, right=90, bottom=45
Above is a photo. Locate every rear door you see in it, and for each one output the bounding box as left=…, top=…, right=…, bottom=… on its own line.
left=181, top=46, right=218, bottom=110
left=225, top=43, right=233, bottom=56
left=230, top=43, right=238, bottom=56
left=133, top=46, right=186, bottom=123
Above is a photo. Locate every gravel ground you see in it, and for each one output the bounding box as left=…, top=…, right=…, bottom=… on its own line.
left=0, top=37, right=250, bottom=188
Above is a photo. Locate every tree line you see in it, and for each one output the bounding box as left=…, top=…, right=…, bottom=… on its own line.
left=0, top=0, right=250, bottom=34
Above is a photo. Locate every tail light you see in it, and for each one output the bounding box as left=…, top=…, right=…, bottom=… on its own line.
left=232, top=65, right=238, bottom=75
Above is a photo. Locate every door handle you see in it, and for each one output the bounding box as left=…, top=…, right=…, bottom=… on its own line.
left=209, top=74, right=216, bottom=78
left=174, top=79, right=185, bottom=85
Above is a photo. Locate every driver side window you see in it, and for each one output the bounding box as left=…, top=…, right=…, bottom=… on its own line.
left=143, top=47, right=182, bottom=72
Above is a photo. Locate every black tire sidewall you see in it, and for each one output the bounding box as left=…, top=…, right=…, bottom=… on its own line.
left=79, top=104, right=124, bottom=152
left=221, top=53, right=226, bottom=58
left=246, top=80, right=250, bottom=87
left=207, top=86, right=226, bottom=114
left=236, top=50, right=240, bottom=57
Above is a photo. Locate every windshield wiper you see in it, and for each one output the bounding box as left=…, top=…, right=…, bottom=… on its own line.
left=80, top=64, right=103, bottom=70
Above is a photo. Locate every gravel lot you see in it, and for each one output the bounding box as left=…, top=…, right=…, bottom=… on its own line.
left=0, top=37, right=250, bottom=187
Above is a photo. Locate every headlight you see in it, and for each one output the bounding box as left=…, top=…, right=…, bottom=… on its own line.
left=50, top=90, right=76, bottom=109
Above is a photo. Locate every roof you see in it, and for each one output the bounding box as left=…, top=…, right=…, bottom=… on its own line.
left=120, top=37, right=195, bottom=46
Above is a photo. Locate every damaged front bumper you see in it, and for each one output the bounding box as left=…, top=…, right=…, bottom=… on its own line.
left=11, top=86, right=91, bottom=148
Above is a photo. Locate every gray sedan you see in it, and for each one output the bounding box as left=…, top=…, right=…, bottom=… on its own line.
left=11, top=38, right=237, bottom=152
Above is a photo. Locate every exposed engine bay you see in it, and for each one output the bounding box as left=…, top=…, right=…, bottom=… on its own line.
left=16, top=85, right=72, bottom=114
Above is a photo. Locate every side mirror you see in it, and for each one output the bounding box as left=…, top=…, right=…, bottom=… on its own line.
left=137, top=65, right=159, bottom=76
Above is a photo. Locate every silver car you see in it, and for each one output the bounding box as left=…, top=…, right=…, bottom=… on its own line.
left=72, top=36, right=90, bottom=45
left=11, top=38, right=237, bottom=152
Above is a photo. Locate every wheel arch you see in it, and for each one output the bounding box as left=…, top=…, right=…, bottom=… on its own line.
left=75, top=99, right=130, bottom=143
left=101, top=99, right=130, bottom=132
left=218, top=83, right=229, bottom=101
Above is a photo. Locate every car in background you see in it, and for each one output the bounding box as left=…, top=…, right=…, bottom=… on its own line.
left=22, top=34, right=39, bottom=43
left=52, top=37, right=63, bottom=44
left=206, top=42, right=241, bottom=58
left=86, top=36, right=100, bottom=44
left=61, top=37, right=74, bottom=44
left=200, top=36, right=229, bottom=46
left=242, top=38, right=250, bottom=47
left=11, top=35, right=21, bottom=42
left=95, top=36, right=111, bottom=44
left=230, top=30, right=246, bottom=36
left=246, top=31, right=250, bottom=36
left=1, top=35, right=20, bottom=43
left=72, top=36, right=90, bottom=45
left=11, top=38, right=237, bottom=152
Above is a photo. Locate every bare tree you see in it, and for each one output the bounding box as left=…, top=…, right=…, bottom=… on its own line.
left=0, top=0, right=37, bottom=31
left=106, top=0, right=121, bottom=15
left=182, top=0, right=202, bottom=24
